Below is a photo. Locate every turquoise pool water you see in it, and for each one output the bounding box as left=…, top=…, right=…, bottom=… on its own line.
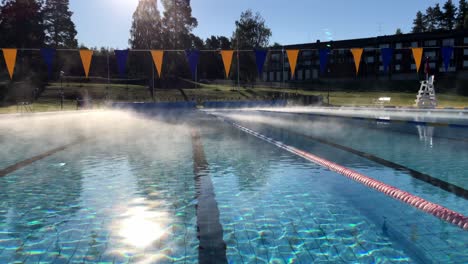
left=0, top=110, right=467, bottom=263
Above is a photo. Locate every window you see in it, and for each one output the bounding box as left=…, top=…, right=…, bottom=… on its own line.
left=424, top=40, right=437, bottom=46
left=464, top=37, right=468, bottom=44
left=283, top=71, right=289, bottom=81
left=304, top=60, right=312, bottom=66
left=305, top=69, right=311, bottom=79
left=285, top=62, right=290, bottom=68
left=302, top=51, right=312, bottom=56
left=276, top=72, right=281, bottom=81
left=411, top=42, right=418, bottom=47
left=269, top=72, right=274, bottom=81
left=379, top=44, right=390, bottom=48
left=395, top=43, right=402, bottom=49
left=395, top=64, right=401, bottom=71
left=464, top=60, right=468, bottom=68
left=424, top=51, right=437, bottom=58
left=464, top=49, right=468, bottom=56
left=411, top=64, right=416, bottom=70
left=263, top=72, right=268, bottom=81
left=442, top=38, right=455, bottom=46
left=366, top=56, right=375, bottom=63
left=338, top=49, right=345, bottom=55
left=429, top=62, right=436, bottom=69
left=297, top=70, right=303, bottom=80
left=396, top=54, right=403, bottom=60
left=379, top=65, right=384, bottom=71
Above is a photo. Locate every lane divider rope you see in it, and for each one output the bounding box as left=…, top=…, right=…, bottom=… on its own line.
left=215, top=115, right=468, bottom=230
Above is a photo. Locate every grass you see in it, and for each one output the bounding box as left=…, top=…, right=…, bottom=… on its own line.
left=2, top=81, right=468, bottom=114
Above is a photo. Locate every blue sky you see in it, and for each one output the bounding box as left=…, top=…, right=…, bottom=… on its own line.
left=70, top=0, right=447, bottom=49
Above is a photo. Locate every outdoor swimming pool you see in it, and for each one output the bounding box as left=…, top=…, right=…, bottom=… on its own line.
left=0, top=108, right=467, bottom=263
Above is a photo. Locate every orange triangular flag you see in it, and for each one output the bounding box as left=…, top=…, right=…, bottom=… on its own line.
left=3, top=48, right=17, bottom=80
left=286, top=50, right=300, bottom=78
left=151, top=50, right=164, bottom=78
left=350, top=48, right=364, bottom=75
left=411, top=48, right=424, bottom=73
left=79, top=50, right=93, bottom=78
left=220, top=50, right=234, bottom=78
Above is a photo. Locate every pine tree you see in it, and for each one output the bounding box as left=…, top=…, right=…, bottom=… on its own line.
left=456, top=0, right=468, bottom=29
left=395, top=28, right=403, bottom=35
left=0, top=0, right=45, bottom=47
left=442, top=0, right=457, bottom=30
left=412, top=11, right=426, bottom=33
left=43, top=0, right=77, bottom=48
left=424, top=4, right=444, bottom=31
left=129, top=0, right=163, bottom=49
left=161, top=0, right=198, bottom=49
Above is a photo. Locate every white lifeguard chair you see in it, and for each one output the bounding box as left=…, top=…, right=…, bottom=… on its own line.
left=415, top=75, right=437, bottom=108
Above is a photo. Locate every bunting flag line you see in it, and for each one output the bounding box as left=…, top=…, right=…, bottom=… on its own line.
left=381, top=48, right=393, bottom=73
left=79, top=50, right=93, bottom=78
left=2, top=48, right=17, bottom=80
left=442, top=46, right=454, bottom=72
left=150, top=50, right=164, bottom=78
left=255, top=49, right=268, bottom=76
left=41, top=48, right=56, bottom=79
left=185, top=49, right=200, bottom=80
left=411, top=48, right=424, bottom=73
left=220, top=50, right=234, bottom=78
left=286, top=50, right=300, bottom=78
left=319, top=49, right=330, bottom=74
left=350, top=48, right=363, bottom=75
left=114, top=49, right=129, bottom=78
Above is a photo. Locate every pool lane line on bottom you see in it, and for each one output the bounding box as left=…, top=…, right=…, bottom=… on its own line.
left=190, top=128, right=228, bottom=264
left=272, top=126, right=468, bottom=200
left=211, top=115, right=468, bottom=230
left=0, top=137, right=86, bottom=178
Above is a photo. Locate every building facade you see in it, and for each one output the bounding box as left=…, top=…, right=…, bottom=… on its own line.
left=263, top=30, right=468, bottom=82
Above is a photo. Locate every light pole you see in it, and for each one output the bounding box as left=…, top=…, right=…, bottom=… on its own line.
left=60, top=71, right=65, bottom=110
left=236, top=24, right=240, bottom=91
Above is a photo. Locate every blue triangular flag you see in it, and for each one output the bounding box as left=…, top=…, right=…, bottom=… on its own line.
left=115, top=49, right=130, bottom=78
left=254, top=49, right=268, bottom=76
left=41, top=48, right=56, bottom=79
left=381, top=48, right=393, bottom=73
left=185, top=49, right=200, bottom=80
left=319, top=49, right=330, bottom=74
left=441, top=46, right=454, bottom=72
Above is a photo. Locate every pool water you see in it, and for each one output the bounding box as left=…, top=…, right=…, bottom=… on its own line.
left=0, top=110, right=467, bottom=263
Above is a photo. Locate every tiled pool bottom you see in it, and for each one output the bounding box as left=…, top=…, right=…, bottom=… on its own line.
left=199, top=120, right=468, bottom=264
left=0, top=116, right=199, bottom=263
left=1, top=111, right=467, bottom=263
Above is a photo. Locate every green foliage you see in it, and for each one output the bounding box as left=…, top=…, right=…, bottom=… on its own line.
left=412, top=11, right=426, bottom=33
left=395, top=28, right=403, bottom=35
left=129, top=0, right=163, bottom=49
left=43, top=0, right=78, bottom=48
left=413, top=0, right=467, bottom=32
left=231, top=9, right=272, bottom=49
left=0, top=0, right=45, bottom=47
left=161, top=0, right=198, bottom=49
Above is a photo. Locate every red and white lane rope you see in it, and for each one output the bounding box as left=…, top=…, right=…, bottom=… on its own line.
left=224, top=118, right=468, bottom=230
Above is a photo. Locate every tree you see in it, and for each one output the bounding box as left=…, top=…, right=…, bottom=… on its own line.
left=412, top=11, right=426, bottom=33
left=232, top=9, right=272, bottom=49
left=395, top=28, right=403, bottom=35
left=231, top=10, right=272, bottom=83
left=456, top=0, right=468, bottom=29
left=442, top=0, right=457, bottom=30
left=129, top=0, right=163, bottom=49
left=424, top=4, right=443, bottom=31
left=0, top=0, right=45, bottom=47
left=161, top=0, right=198, bottom=49
left=43, top=0, right=78, bottom=48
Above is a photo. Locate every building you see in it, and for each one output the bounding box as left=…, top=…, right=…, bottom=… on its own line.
left=263, top=29, right=468, bottom=83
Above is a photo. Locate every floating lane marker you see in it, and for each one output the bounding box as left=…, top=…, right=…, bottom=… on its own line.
left=217, top=116, right=468, bottom=230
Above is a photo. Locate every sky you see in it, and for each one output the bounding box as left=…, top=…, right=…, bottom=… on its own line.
left=70, top=0, right=448, bottom=49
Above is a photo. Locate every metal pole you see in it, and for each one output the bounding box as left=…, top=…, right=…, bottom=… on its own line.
left=282, top=46, right=285, bottom=89
left=152, top=60, right=155, bottom=102
left=237, top=25, right=240, bottom=91
left=107, top=47, right=110, bottom=100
